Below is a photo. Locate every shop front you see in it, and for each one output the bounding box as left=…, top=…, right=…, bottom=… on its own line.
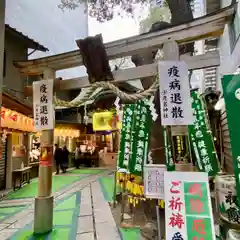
left=0, top=105, right=35, bottom=189
left=92, top=111, right=121, bottom=168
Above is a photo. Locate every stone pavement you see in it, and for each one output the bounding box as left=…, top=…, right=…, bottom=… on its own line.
left=0, top=169, right=122, bottom=240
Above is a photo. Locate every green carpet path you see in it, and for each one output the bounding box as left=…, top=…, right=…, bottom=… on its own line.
left=99, top=175, right=121, bottom=202
left=0, top=205, right=26, bottom=223
left=67, top=169, right=105, bottom=175
left=10, top=191, right=81, bottom=240
left=7, top=175, right=83, bottom=199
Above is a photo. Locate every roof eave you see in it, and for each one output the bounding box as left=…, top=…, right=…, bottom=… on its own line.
left=5, top=24, right=48, bottom=52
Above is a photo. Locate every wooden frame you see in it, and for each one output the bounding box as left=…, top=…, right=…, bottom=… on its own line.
left=14, top=5, right=234, bottom=75
left=23, top=51, right=220, bottom=95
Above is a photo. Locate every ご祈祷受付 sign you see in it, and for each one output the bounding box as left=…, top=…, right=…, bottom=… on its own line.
left=33, top=80, right=54, bottom=131
left=164, top=171, right=216, bottom=240
left=144, top=164, right=166, bottom=199
left=158, top=61, right=193, bottom=126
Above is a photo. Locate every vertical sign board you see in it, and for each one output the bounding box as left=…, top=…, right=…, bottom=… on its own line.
left=222, top=74, right=240, bottom=207
left=118, top=104, right=135, bottom=169
left=129, top=99, right=152, bottom=175
left=164, top=171, right=216, bottom=240
left=158, top=61, right=194, bottom=126
left=33, top=79, right=54, bottom=167
left=188, top=90, right=219, bottom=176
left=144, top=164, right=166, bottom=199
left=33, top=80, right=54, bottom=131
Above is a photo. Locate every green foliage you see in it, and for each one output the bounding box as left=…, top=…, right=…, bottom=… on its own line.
left=139, top=6, right=171, bottom=33
left=59, top=0, right=194, bottom=23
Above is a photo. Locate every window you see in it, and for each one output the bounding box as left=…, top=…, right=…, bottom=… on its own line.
left=3, top=49, right=6, bottom=77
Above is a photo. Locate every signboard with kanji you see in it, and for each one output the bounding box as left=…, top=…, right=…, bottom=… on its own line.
left=144, top=164, right=166, bottom=199
left=164, top=171, right=216, bottom=240
left=158, top=61, right=194, bottom=126
left=128, top=99, right=152, bottom=175
left=118, top=104, right=135, bottom=169
left=188, top=90, right=219, bottom=176
left=33, top=80, right=54, bottom=131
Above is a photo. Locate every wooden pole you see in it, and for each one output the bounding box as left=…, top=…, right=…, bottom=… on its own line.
left=33, top=68, right=55, bottom=235
left=0, top=0, right=5, bottom=136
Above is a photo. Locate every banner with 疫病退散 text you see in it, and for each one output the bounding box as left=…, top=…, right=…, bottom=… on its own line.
left=188, top=90, right=219, bottom=176
left=158, top=61, right=194, bottom=126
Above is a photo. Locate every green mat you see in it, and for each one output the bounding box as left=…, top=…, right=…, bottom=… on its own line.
left=99, top=176, right=121, bottom=202
left=0, top=205, right=26, bottom=222
left=10, top=192, right=80, bottom=240
left=119, top=228, right=141, bottom=240
left=7, top=175, right=82, bottom=199
left=68, top=169, right=104, bottom=174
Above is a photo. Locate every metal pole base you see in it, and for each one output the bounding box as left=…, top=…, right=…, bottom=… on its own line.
left=33, top=196, right=54, bottom=235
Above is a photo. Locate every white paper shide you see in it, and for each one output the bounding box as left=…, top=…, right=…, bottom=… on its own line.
left=33, top=80, right=54, bottom=131
left=158, top=61, right=194, bottom=125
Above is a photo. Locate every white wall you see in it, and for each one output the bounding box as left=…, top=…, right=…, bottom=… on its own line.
left=5, top=0, right=88, bottom=79
left=191, top=0, right=206, bottom=92
left=217, top=0, right=240, bottom=91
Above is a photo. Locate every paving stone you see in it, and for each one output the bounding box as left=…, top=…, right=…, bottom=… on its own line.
left=77, top=215, right=94, bottom=234
left=0, top=228, right=18, bottom=240
left=76, top=232, right=94, bottom=240
left=95, top=223, right=121, bottom=240
left=79, top=203, right=92, bottom=216
left=0, top=224, right=10, bottom=230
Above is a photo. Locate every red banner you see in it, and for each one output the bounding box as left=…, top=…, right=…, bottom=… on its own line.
left=40, top=146, right=53, bottom=167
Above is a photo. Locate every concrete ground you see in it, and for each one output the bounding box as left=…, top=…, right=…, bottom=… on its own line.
left=0, top=168, right=125, bottom=240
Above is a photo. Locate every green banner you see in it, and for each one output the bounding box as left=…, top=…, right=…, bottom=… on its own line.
left=118, top=104, right=136, bottom=169
left=128, top=99, right=152, bottom=175
left=163, top=126, right=175, bottom=171
left=188, top=90, right=219, bottom=176
left=222, top=74, right=240, bottom=206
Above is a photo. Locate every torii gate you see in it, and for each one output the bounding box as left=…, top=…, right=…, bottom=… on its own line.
left=14, top=5, right=234, bottom=235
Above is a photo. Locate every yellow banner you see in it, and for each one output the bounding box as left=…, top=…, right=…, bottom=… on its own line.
left=92, top=111, right=121, bottom=131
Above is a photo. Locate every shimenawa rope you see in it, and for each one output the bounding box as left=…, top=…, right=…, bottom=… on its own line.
left=54, top=76, right=159, bottom=107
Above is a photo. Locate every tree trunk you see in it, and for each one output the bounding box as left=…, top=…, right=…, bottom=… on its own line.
left=134, top=1, right=194, bottom=238
left=167, top=0, right=194, bottom=54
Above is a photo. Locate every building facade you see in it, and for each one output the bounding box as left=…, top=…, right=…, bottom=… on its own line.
left=190, top=0, right=206, bottom=91
left=217, top=0, right=240, bottom=173
left=0, top=24, right=47, bottom=190
left=5, top=0, right=89, bottom=102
